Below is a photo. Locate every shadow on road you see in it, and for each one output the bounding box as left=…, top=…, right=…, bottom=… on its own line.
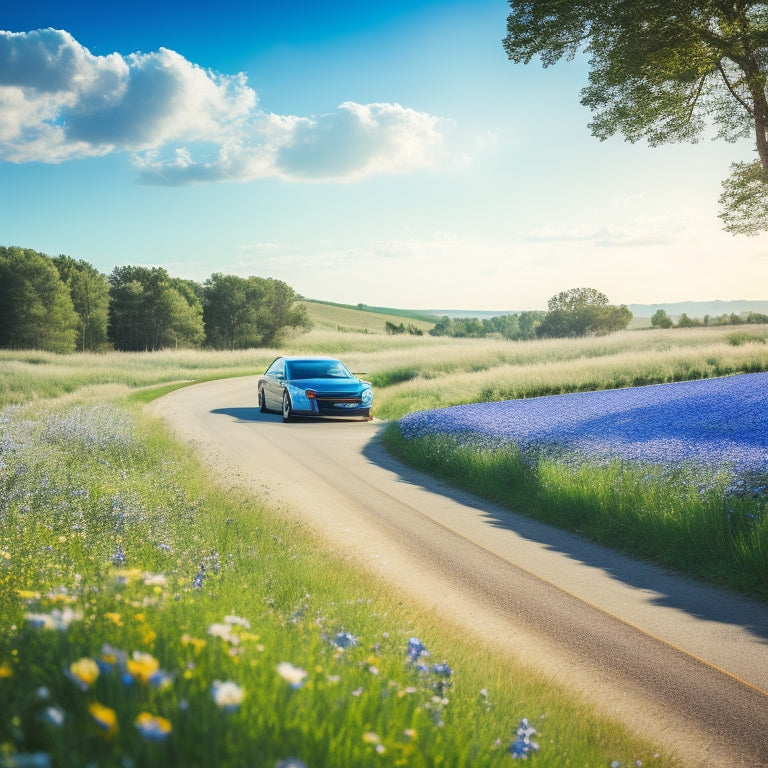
left=211, top=407, right=267, bottom=421
left=210, top=406, right=371, bottom=424
left=361, top=432, right=768, bottom=646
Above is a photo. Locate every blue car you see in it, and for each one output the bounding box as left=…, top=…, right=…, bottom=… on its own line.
left=258, top=356, right=373, bottom=422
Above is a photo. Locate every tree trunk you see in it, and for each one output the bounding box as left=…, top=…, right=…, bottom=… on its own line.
left=752, top=87, right=768, bottom=173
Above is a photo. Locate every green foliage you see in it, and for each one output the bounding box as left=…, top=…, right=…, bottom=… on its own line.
left=203, top=273, right=311, bottom=349
left=53, top=254, right=111, bottom=351
left=0, top=246, right=79, bottom=352
left=718, top=160, right=768, bottom=235
left=428, top=311, right=545, bottom=340
left=651, top=309, right=673, bottom=329
left=503, top=0, right=768, bottom=232
left=0, top=245, right=314, bottom=353
left=384, top=320, right=423, bottom=335
left=108, top=266, right=205, bottom=351
left=654, top=310, right=768, bottom=329
left=537, top=287, right=632, bottom=337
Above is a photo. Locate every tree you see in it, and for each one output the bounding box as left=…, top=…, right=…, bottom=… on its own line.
left=537, top=287, right=632, bottom=337
left=0, top=246, right=78, bottom=352
left=109, top=266, right=204, bottom=351
left=651, top=308, right=674, bottom=329
left=517, top=310, right=546, bottom=339
left=202, top=273, right=311, bottom=349
left=677, top=312, right=701, bottom=327
left=503, top=1, right=768, bottom=234
left=52, top=255, right=110, bottom=351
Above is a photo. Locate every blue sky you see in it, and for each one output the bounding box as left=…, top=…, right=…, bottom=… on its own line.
left=1, top=1, right=766, bottom=310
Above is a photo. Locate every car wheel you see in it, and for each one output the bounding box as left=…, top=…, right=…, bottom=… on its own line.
left=259, top=387, right=268, bottom=414
left=282, top=392, right=293, bottom=422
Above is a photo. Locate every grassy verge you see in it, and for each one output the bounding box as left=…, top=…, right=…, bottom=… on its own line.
left=0, top=396, right=677, bottom=767
left=382, top=426, right=768, bottom=601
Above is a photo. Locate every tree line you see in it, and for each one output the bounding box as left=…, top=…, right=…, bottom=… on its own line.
left=430, top=288, right=632, bottom=339
left=651, top=308, right=768, bottom=329
left=0, top=246, right=311, bottom=353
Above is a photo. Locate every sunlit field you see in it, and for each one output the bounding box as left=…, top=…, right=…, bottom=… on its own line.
left=2, top=309, right=767, bottom=766
left=3, top=319, right=767, bottom=415
left=387, top=373, right=768, bottom=599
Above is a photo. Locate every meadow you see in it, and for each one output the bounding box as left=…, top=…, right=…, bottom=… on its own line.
left=2, top=306, right=767, bottom=767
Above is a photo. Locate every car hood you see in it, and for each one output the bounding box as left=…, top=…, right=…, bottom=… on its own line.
left=288, top=378, right=365, bottom=393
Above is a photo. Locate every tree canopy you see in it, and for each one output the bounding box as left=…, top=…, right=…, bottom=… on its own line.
left=0, top=246, right=313, bottom=353
left=503, top=1, right=768, bottom=233
left=537, top=287, right=632, bottom=337
left=0, top=246, right=79, bottom=352
left=651, top=308, right=674, bottom=328
left=53, top=255, right=110, bottom=351
left=202, top=273, right=311, bottom=349
left=428, top=312, right=545, bottom=340
left=108, top=266, right=205, bottom=351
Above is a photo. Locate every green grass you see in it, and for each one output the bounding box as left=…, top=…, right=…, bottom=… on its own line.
left=382, top=428, right=768, bottom=601
left=303, top=300, right=436, bottom=334
left=0, top=395, right=675, bottom=767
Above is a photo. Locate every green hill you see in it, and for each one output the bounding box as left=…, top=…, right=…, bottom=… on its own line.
left=304, top=300, right=436, bottom=333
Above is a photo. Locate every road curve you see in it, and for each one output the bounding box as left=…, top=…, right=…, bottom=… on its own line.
left=150, top=376, right=768, bottom=768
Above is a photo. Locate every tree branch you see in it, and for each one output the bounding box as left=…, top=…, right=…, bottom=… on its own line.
left=717, top=61, right=755, bottom=116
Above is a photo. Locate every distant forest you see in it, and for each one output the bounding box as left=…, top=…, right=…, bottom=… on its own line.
left=3, top=245, right=766, bottom=353
left=0, top=246, right=311, bottom=353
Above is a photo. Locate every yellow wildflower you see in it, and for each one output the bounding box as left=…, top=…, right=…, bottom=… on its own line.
left=181, top=633, right=207, bottom=652
left=127, top=651, right=159, bottom=684
left=89, top=702, right=118, bottom=737
left=70, top=657, right=99, bottom=688
left=135, top=712, right=172, bottom=741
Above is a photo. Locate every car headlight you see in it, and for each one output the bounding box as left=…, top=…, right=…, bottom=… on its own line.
left=361, top=387, right=373, bottom=406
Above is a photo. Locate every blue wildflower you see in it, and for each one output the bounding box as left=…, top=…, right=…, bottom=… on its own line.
left=332, top=631, right=358, bottom=649
left=193, top=563, right=205, bottom=589
left=509, top=718, right=539, bottom=759
left=112, top=544, right=125, bottom=566
left=398, top=373, right=768, bottom=497
left=407, top=637, right=430, bottom=662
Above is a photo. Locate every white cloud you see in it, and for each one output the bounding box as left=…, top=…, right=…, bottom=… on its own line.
left=0, top=28, right=449, bottom=184
left=273, top=102, right=445, bottom=181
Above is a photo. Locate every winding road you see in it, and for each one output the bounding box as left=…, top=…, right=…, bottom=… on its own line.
left=151, top=376, right=768, bottom=768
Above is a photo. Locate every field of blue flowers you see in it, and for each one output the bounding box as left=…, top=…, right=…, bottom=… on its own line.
left=399, top=373, right=768, bottom=494
left=394, top=373, right=768, bottom=597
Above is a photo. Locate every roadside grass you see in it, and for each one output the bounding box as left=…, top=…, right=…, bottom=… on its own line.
left=0, top=395, right=674, bottom=768
left=382, top=429, right=768, bottom=601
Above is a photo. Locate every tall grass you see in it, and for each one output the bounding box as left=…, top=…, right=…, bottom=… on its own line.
left=4, top=325, right=767, bottom=414
left=383, top=429, right=768, bottom=600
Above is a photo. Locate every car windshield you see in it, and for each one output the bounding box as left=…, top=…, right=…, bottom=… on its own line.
left=287, top=360, right=351, bottom=380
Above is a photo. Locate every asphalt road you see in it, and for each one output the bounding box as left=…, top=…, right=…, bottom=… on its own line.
left=151, top=376, right=768, bottom=768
